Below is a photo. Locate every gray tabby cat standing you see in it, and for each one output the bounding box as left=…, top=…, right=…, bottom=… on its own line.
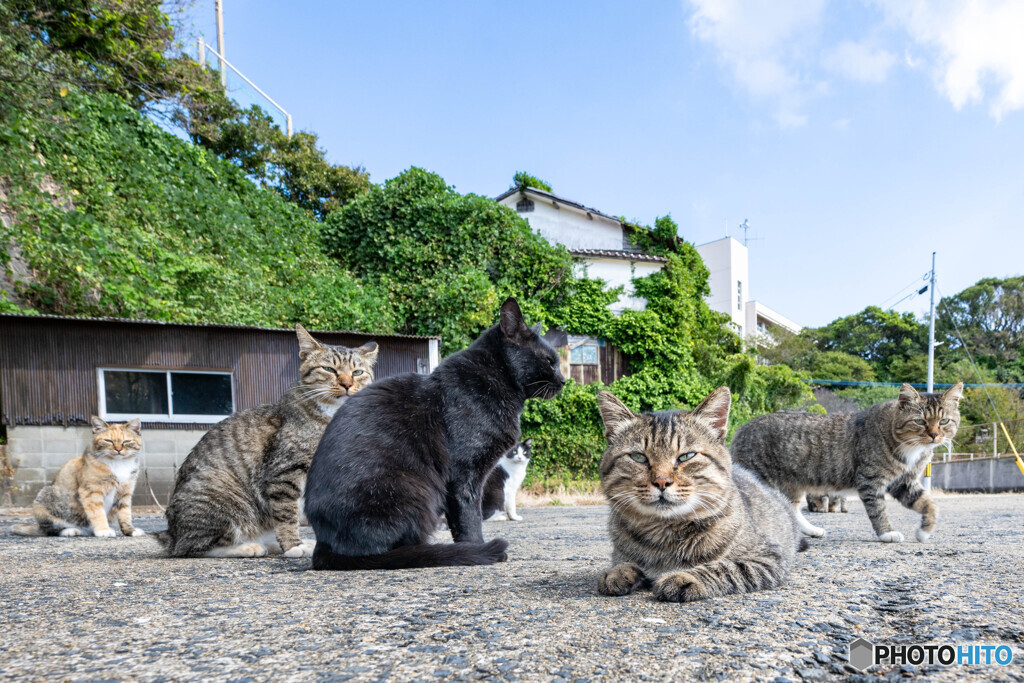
left=732, top=382, right=962, bottom=543
left=155, top=325, right=377, bottom=558
left=596, top=387, right=804, bottom=603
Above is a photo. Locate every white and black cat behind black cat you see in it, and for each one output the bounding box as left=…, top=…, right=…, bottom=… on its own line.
left=482, top=439, right=532, bottom=521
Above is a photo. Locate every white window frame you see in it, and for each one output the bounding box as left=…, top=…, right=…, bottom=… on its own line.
left=97, top=367, right=235, bottom=423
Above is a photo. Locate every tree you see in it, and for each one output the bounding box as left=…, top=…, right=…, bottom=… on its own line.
left=321, top=167, right=586, bottom=351
left=198, top=105, right=370, bottom=220
left=804, top=306, right=928, bottom=382
left=1, top=0, right=211, bottom=123
left=937, top=276, right=1024, bottom=381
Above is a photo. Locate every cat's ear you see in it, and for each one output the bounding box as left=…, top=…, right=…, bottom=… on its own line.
left=295, top=324, right=325, bottom=360
left=689, top=386, right=731, bottom=442
left=90, top=416, right=109, bottom=433
left=530, top=322, right=543, bottom=336
left=597, top=391, right=636, bottom=437
left=898, top=383, right=921, bottom=408
left=499, top=297, right=530, bottom=343
left=124, top=418, right=142, bottom=433
left=357, top=341, right=379, bottom=365
left=942, top=381, right=964, bottom=405
left=523, top=437, right=533, bottom=448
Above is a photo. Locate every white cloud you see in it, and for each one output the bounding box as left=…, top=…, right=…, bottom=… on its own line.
left=824, top=40, right=895, bottom=83
left=687, top=0, right=826, bottom=127
left=873, top=0, right=1024, bottom=119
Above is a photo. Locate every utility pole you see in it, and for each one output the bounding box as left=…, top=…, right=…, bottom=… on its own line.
left=216, top=0, right=226, bottom=89
left=927, top=251, right=936, bottom=393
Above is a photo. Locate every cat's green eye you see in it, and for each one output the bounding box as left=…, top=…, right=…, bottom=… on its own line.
left=628, top=452, right=648, bottom=464
left=677, top=452, right=697, bottom=464
left=940, top=418, right=950, bottom=425
left=352, top=370, right=364, bottom=376
left=322, top=366, right=337, bottom=374
left=915, top=418, right=927, bottom=425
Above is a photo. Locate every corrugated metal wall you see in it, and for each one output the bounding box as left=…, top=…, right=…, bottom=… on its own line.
left=0, top=316, right=434, bottom=428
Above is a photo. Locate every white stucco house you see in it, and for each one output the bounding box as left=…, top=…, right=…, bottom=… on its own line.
left=494, top=185, right=666, bottom=314
left=695, top=236, right=800, bottom=340
left=495, top=184, right=800, bottom=349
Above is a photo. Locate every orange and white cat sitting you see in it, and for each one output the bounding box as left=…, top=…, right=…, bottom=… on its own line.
left=12, top=417, right=145, bottom=538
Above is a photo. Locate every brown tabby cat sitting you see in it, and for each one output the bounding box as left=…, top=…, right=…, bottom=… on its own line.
left=12, top=417, right=144, bottom=538
left=156, top=325, right=377, bottom=558
left=596, top=387, right=803, bottom=603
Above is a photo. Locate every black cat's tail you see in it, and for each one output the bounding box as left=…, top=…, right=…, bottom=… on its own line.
left=311, top=538, right=509, bottom=570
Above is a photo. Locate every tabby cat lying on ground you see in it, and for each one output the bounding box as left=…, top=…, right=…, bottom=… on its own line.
left=596, top=387, right=804, bottom=603
left=12, top=417, right=145, bottom=538
left=732, top=383, right=962, bottom=543
left=305, top=298, right=564, bottom=570
left=156, top=325, right=377, bottom=558
left=806, top=492, right=848, bottom=513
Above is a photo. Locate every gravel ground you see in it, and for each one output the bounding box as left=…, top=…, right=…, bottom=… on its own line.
left=1, top=493, right=1022, bottom=682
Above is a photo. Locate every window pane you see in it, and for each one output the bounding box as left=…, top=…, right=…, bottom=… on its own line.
left=104, top=371, right=168, bottom=415
left=570, top=344, right=599, bottom=365
left=171, top=373, right=233, bottom=416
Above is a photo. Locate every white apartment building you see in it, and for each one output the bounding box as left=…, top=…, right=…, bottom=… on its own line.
left=494, top=186, right=666, bottom=314
left=695, top=236, right=800, bottom=339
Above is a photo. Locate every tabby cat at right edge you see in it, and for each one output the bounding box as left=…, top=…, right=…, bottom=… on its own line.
left=732, top=382, right=963, bottom=543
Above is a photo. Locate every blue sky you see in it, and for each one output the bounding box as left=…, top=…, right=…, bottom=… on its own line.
left=175, top=1, right=1024, bottom=328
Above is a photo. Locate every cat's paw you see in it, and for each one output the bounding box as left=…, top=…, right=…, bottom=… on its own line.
left=916, top=528, right=931, bottom=543
left=235, top=542, right=268, bottom=557
left=94, top=528, right=116, bottom=538
left=653, top=571, right=708, bottom=603
left=877, top=531, right=905, bottom=543
left=283, top=541, right=315, bottom=558
left=801, top=525, right=826, bottom=538
left=59, top=528, right=82, bottom=537
left=509, top=514, right=524, bottom=522
left=130, top=529, right=146, bottom=537
left=598, top=563, right=646, bottom=596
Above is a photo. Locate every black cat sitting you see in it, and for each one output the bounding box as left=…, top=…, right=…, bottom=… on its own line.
left=305, top=297, right=565, bottom=570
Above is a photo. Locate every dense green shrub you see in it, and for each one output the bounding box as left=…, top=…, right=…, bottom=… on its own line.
left=0, top=91, right=393, bottom=332
left=322, top=167, right=605, bottom=352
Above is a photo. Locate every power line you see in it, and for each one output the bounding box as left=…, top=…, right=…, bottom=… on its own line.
left=880, top=271, right=930, bottom=309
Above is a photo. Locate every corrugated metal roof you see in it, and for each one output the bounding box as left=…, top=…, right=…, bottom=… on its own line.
left=0, top=312, right=441, bottom=341
left=570, top=249, right=668, bottom=263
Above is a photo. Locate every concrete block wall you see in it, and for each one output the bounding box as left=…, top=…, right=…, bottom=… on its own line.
left=931, top=456, right=1024, bottom=493
left=6, top=425, right=208, bottom=507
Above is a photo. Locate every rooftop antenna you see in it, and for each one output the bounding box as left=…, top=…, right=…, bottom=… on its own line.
left=739, top=219, right=763, bottom=247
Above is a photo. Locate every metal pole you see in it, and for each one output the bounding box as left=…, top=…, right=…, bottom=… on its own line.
left=216, top=0, right=226, bottom=89
left=927, top=251, right=936, bottom=393
left=198, top=36, right=205, bottom=68
left=994, top=422, right=998, bottom=458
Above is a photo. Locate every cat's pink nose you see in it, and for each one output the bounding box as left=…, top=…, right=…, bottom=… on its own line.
left=651, top=477, right=672, bottom=491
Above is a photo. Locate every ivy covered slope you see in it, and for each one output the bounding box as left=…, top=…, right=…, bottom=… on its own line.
left=0, top=91, right=393, bottom=332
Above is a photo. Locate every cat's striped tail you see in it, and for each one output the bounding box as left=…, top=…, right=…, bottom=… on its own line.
left=311, top=538, right=509, bottom=570
left=10, top=524, right=47, bottom=537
